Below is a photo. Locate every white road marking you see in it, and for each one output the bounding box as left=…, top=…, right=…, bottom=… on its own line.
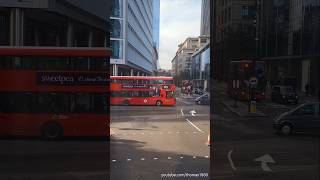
left=181, top=109, right=184, bottom=116
left=228, top=150, right=237, bottom=171
left=185, top=118, right=205, bottom=133
left=189, top=110, right=197, bottom=116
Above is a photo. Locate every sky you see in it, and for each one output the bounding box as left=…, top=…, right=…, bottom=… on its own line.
left=159, top=0, right=202, bottom=70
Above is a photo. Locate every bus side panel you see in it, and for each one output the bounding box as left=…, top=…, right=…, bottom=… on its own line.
left=62, top=114, right=108, bottom=137
left=0, top=113, right=108, bottom=137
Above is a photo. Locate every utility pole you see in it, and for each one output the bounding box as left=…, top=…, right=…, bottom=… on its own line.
left=249, top=0, right=260, bottom=113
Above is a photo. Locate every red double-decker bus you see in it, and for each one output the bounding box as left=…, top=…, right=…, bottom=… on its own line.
left=110, top=76, right=176, bottom=106
left=0, top=46, right=111, bottom=140
left=228, top=60, right=266, bottom=101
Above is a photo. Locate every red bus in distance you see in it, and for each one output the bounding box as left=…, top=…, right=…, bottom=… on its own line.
left=228, top=60, right=266, bottom=101
left=0, top=46, right=111, bottom=140
left=110, top=76, right=176, bottom=106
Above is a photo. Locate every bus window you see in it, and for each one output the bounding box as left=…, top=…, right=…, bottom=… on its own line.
left=164, top=80, right=174, bottom=84
left=132, top=91, right=139, bottom=97
left=72, top=93, right=91, bottom=113
left=37, top=93, right=55, bottom=112
left=92, top=93, right=108, bottom=113
left=157, top=80, right=164, bottom=84
left=53, top=93, right=70, bottom=113
left=166, top=91, right=174, bottom=99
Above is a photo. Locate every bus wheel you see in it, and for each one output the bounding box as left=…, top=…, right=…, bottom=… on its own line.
left=156, top=100, right=162, bottom=106
left=42, top=122, right=63, bottom=140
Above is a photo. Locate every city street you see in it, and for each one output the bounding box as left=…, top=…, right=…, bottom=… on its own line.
left=0, top=137, right=109, bottom=180
left=110, top=95, right=210, bottom=180
left=212, top=83, right=319, bottom=180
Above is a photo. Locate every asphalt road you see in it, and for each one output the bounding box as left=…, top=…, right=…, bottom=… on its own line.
left=212, top=85, right=320, bottom=180
left=1, top=90, right=318, bottom=180
left=110, top=95, right=210, bottom=180
left=0, top=137, right=109, bottom=180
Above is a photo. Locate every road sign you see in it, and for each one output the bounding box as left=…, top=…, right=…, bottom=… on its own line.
left=249, top=77, right=258, bottom=85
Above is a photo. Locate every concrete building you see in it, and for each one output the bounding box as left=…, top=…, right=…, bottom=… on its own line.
left=259, top=0, right=320, bottom=95
left=171, top=36, right=209, bottom=85
left=0, top=0, right=110, bottom=47
left=212, top=0, right=256, bottom=81
left=110, top=0, right=159, bottom=76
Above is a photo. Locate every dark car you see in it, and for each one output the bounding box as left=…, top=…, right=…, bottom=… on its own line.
left=271, top=85, right=298, bottom=104
left=194, top=88, right=204, bottom=95
left=195, top=94, right=210, bottom=105
left=273, top=102, right=320, bottom=135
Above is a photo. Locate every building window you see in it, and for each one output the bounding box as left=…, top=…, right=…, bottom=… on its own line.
left=111, top=40, right=123, bottom=59
left=241, top=6, right=249, bottom=17
left=112, top=0, right=123, bottom=17
left=0, top=14, right=9, bottom=45
left=111, top=19, right=122, bottom=38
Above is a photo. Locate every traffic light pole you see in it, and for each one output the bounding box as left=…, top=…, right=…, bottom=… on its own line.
left=249, top=0, right=260, bottom=113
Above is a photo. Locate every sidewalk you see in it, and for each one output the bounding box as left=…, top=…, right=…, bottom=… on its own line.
left=213, top=80, right=266, bottom=117
left=222, top=100, right=267, bottom=117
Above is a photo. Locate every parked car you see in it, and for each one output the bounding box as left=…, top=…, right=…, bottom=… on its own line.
left=194, top=88, right=204, bottom=95
left=195, top=94, right=210, bottom=105
left=271, top=85, right=298, bottom=104
left=273, top=102, right=320, bottom=135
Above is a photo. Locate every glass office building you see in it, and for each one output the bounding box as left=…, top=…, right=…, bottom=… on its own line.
left=110, top=0, right=158, bottom=76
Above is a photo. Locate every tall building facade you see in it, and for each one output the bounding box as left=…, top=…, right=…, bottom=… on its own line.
left=190, top=0, right=211, bottom=90
left=200, top=0, right=210, bottom=37
left=110, top=0, right=158, bottom=76
left=0, top=0, right=111, bottom=47
left=212, top=0, right=256, bottom=81
left=259, top=0, right=320, bottom=94
left=152, top=0, right=160, bottom=70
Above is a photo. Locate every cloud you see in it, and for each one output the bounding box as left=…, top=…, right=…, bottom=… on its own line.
left=159, top=0, right=201, bottom=69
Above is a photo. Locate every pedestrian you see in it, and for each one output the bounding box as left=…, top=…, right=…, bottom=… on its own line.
left=305, top=83, right=310, bottom=97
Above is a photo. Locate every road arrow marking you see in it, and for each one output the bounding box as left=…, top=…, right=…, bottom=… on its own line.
left=227, top=150, right=237, bottom=171
left=189, top=110, right=197, bottom=116
left=254, top=154, right=276, bottom=172
left=181, top=109, right=184, bottom=116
